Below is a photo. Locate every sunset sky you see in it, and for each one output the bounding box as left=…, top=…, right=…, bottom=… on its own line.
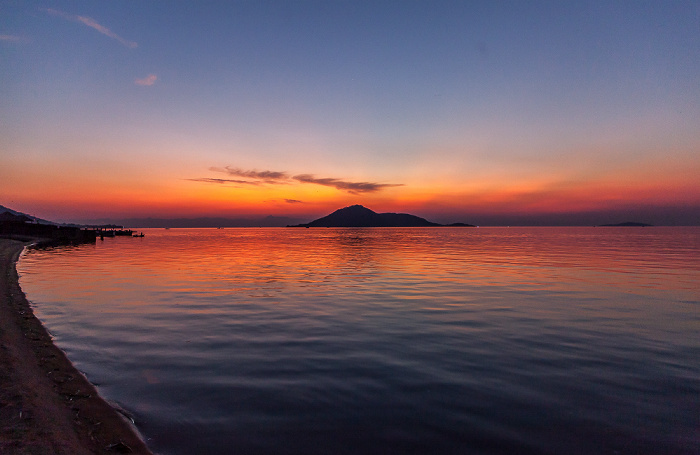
left=2, top=1, right=699, bottom=225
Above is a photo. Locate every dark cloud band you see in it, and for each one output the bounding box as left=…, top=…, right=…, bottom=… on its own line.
left=192, top=166, right=403, bottom=194
left=292, top=174, right=403, bottom=194
left=211, top=167, right=288, bottom=182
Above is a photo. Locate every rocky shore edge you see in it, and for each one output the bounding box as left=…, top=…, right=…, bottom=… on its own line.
left=0, top=238, right=153, bottom=454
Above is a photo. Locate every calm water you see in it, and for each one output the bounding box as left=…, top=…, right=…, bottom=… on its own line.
left=18, top=227, right=700, bottom=455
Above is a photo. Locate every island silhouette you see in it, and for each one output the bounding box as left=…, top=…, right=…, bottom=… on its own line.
left=288, top=205, right=474, bottom=228
left=598, top=221, right=653, bottom=227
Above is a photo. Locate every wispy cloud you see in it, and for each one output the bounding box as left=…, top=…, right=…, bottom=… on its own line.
left=191, top=166, right=404, bottom=195
left=292, top=174, right=404, bottom=194
left=0, top=34, right=25, bottom=43
left=212, top=166, right=289, bottom=183
left=43, top=8, right=137, bottom=48
left=135, top=74, right=157, bottom=86
left=285, top=199, right=304, bottom=204
left=184, top=178, right=261, bottom=186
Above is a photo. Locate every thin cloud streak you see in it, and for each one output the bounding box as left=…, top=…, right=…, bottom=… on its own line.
left=135, top=74, right=158, bottom=86
left=0, top=34, right=24, bottom=42
left=215, top=166, right=289, bottom=182
left=43, top=8, right=137, bottom=48
left=292, top=174, right=404, bottom=194
left=196, top=166, right=404, bottom=194
left=185, top=178, right=261, bottom=186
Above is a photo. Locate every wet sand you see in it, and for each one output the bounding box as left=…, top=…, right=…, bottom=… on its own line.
left=0, top=238, right=153, bottom=454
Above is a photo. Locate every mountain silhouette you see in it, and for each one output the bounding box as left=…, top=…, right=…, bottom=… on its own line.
left=289, top=205, right=472, bottom=227
left=0, top=204, right=54, bottom=225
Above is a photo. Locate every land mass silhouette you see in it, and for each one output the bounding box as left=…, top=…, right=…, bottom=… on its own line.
left=598, top=221, right=653, bottom=227
left=288, top=205, right=474, bottom=228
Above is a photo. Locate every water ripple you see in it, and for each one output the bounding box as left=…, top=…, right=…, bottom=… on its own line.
left=18, top=227, right=700, bottom=455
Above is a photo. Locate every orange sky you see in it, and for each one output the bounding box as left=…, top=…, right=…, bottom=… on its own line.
left=2, top=2, right=699, bottom=225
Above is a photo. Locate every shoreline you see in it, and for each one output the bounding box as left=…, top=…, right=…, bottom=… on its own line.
left=0, top=238, right=153, bottom=454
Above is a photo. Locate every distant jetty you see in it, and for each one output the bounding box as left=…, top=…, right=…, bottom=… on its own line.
left=0, top=210, right=138, bottom=244
left=288, top=205, right=473, bottom=228
left=0, top=211, right=97, bottom=244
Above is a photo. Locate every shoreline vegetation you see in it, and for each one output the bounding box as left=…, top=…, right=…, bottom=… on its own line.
left=0, top=238, right=152, bottom=455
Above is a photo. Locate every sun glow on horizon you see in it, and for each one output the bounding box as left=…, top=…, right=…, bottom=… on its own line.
left=1, top=2, right=699, bottom=225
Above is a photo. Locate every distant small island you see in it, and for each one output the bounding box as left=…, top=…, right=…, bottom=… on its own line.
left=598, top=221, right=653, bottom=227
left=288, top=205, right=474, bottom=228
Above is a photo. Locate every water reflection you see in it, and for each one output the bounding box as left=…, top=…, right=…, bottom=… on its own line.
left=18, top=227, right=700, bottom=455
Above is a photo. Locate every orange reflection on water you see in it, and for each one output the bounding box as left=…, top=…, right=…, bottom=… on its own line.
left=18, top=227, right=700, bottom=321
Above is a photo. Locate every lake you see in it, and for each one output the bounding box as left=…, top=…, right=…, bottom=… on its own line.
left=17, top=227, right=700, bottom=454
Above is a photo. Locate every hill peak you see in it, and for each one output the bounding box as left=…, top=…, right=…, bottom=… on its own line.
left=289, top=205, right=471, bottom=228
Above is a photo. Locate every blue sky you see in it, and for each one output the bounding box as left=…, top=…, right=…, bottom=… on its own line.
left=2, top=1, right=699, bottom=224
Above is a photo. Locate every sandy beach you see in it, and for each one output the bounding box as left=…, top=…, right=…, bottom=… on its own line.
left=0, top=238, right=152, bottom=454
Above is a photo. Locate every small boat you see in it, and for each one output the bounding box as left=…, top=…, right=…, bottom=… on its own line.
left=133, top=232, right=145, bottom=238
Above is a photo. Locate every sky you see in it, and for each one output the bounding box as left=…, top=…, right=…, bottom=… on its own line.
left=2, top=0, right=699, bottom=225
